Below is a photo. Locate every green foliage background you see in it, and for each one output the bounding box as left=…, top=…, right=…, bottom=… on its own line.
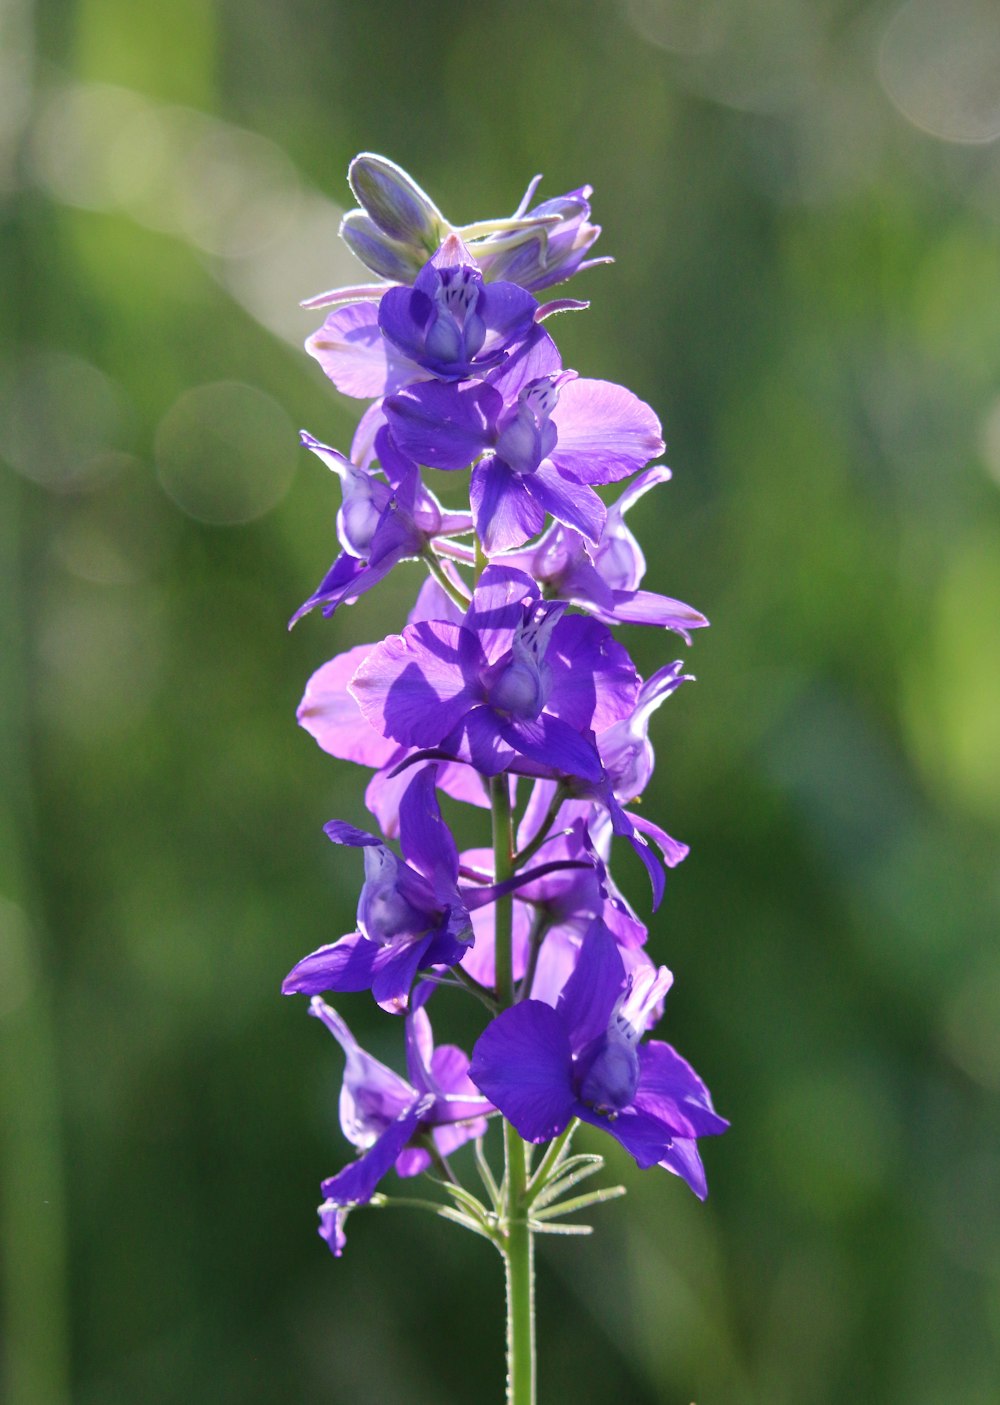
left=3, top=1, right=1000, bottom=1401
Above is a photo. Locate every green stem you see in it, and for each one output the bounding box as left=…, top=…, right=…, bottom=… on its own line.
left=491, top=773, right=536, bottom=1404
left=504, top=1123, right=536, bottom=1405
left=511, top=784, right=568, bottom=871
left=423, top=550, right=470, bottom=610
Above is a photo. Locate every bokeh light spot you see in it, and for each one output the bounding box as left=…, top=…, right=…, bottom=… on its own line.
left=880, top=0, right=1000, bottom=145
left=154, top=380, right=296, bottom=525
left=0, top=350, right=127, bottom=492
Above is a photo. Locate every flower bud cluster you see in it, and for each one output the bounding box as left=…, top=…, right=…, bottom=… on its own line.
left=283, top=156, right=726, bottom=1257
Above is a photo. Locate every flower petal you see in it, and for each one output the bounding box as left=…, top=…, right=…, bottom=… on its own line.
left=555, top=919, right=624, bottom=1050
left=350, top=621, right=479, bottom=748
left=633, top=1041, right=730, bottom=1139
left=470, top=1001, right=575, bottom=1143
left=307, top=302, right=425, bottom=398
left=550, top=378, right=664, bottom=485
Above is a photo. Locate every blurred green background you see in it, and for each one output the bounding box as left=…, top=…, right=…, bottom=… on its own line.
left=3, top=0, right=1000, bottom=1401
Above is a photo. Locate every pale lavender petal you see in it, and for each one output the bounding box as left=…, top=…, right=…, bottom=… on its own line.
left=550, top=378, right=664, bottom=485
left=297, top=646, right=396, bottom=768
left=307, top=302, right=425, bottom=398
left=470, top=1002, right=575, bottom=1143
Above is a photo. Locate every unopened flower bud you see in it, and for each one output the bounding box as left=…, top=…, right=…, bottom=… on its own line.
left=339, top=210, right=427, bottom=283
left=348, top=153, right=446, bottom=247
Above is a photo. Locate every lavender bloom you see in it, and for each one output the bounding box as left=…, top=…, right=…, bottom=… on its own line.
left=503, top=466, right=708, bottom=641
left=470, top=921, right=727, bottom=1196
left=387, top=328, right=664, bottom=553
left=290, top=429, right=473, bottom=625
left=311, top=991, right=490, bottom=1256
left=350, top=564, right=639, bottom=782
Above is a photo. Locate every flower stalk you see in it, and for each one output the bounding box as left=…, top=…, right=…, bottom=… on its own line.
left=279, top=152, right=727, bottom=1402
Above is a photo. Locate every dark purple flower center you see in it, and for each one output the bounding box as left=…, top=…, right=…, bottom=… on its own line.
left=482, top=600, right=561, bottom=719
left=422, top=266, right=487, bottom=364
left=577, top=1031, right=640, bottom=1115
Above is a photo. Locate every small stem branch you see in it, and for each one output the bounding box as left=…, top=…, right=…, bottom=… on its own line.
left=516, top=914, right=551, bottom=1004
left=511, top=785, right=568, bottom=870
left=528, top=1120, right=578, bottom=1193
left=491, top=775, right=515, bottom=1005
left=423, top=550, right=471, bottom=609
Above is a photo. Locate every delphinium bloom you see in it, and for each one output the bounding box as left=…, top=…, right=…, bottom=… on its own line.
left=281, top=154, right=725, bottom=1405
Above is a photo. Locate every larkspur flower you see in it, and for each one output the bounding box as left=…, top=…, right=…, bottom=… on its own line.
left=470, top=920, right=727, bottom=1196
left=349, top=564, right=639, bottom=783
left=311, top=990, right=490, bottom=1256
left=290, top=428, right=472, bottom=625
left=386, top=327, right=664, bottom=553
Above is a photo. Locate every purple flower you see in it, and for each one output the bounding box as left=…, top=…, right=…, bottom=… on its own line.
left=503, top=466, right=708, bottom=640
left=472, top=177, right=609, bottom=293
left=386, top=330, right=664, bottom=553
left=378, top=235, right=538, bottom=381
left=470, top=921, right=727, bottom=1196
left=311, top=990, right=491, bottom=1256
left=282, top=767, right=479, bottom=1011
left=290, top=428, right=473, bottom=625
left=349, top=564, right=639, bottom=783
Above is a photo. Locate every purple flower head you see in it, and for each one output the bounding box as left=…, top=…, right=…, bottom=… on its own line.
left=473, top=177, right=609, bottom=293
left=470, top=921, right=727, bottom=1195
left=504, top=466, right=709, bottom=640
left=282, top=767, right=476, bottom=1011
left=378, top=235, right=538, bottom=382
left=350, top=564, right=639, bottom=783
left=290, top=428, right=473, bottom=626
left=387, top=330, right=664, bottom=553
left=311, top=990, right=491, bottom=1256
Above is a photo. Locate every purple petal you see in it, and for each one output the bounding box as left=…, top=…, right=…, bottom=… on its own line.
left=550, top=378, right=664, bottom=485
left=627, top=810, right=690, bottom=869
left=546, top=616, right=639, bottom=733
left=398, top=767, right=459, bottom=894
left=498, top=714, right=603, bottom=782
left=282, top=932, right=379, bottom=995
left=308, top=997, right=416, bottom=1145
left=525, top=462, right=606, bottom=544
left=470, top=1002, right=575, bottom=1143
left=386, top=380, right=501, bottom=471
left=576, top=1104, right=675, bottom=1169
left=370, top=933, right=434, bottom=1013
left=290, top=553, right=367, bottom=626
left=555, top=919, right=624, bottom=1051
left=306, top=302, right=425, bottom=398
left=320, top=1096, right=430, bottom=1207
left=470, top=457, right=546, bottom=554
left=602, top=589, right=709, bottom=639
left=485, top=326, right=562, bottom=400
left=350, top=622, right=479, bottom=748
left=317, top=1200, right=349, bottom=1257
left=447, top=706, right=514, bottom=776
left=464, top=565, right=539, bottom=663
left=658, top=1138, right=708, bottom=1199
left=633, top=1041, right=729, bottom=1139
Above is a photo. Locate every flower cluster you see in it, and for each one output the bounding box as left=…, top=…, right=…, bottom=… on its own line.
left=284, top=154, right=726, bottom=1261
